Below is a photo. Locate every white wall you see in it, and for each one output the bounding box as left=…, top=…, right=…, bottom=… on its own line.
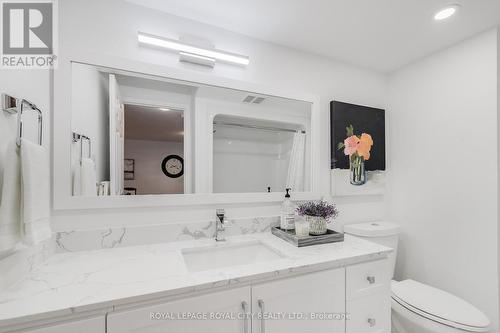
left=386, top=29, right=499, bottom=331
left=71, top=63, right=109, bottom=184
left=118, top=80, right=194, bottom=108
left=124, top=139, right=183, bottom=195
left=52, top=0, right=388, bottom=229
left=498, top=30, right=500, bottom=329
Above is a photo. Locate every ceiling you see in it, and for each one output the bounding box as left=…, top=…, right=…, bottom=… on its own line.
left=124, top=105, right=184, bottom=142
left=126, top=0, right=500, bottom=72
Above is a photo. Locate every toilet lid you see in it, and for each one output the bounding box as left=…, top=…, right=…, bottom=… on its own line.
left=344, top=221, right=400, bottom=237
left=391, top=280, right=490, bottom=331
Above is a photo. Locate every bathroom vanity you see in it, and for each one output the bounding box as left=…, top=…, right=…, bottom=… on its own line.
left=0, top=234, right=392, bottom=333
left=0, top=47, right=392, bottom=333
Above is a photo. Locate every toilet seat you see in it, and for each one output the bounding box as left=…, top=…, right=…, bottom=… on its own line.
left=391, top=280, right=490, bottom=332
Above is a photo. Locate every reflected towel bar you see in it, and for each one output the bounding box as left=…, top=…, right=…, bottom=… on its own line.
left=72, top=132, right=92, bottom=162
left=2, top=93, right=43, bottom=146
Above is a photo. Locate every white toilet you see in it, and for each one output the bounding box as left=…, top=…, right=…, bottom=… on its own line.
left=344, top=222, right=490, bottom=333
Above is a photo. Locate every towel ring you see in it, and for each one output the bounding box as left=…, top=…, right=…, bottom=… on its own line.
left=2, top=94, right=43, bottom=146
left=17, top=99, right=43, bottom=146
left=72, top=132, right=92, bottom=162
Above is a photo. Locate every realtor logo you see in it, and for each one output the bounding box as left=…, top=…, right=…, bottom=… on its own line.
left=1, top=0, right=57, bottom=68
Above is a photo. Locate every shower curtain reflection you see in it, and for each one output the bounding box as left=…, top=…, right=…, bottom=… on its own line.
left=286, top=132, right=306, bottom=192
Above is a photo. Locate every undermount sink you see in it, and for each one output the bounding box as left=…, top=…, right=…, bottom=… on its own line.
left=182, top=241, right=286, bottom=272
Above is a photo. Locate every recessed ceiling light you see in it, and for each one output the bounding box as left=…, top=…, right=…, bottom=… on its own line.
left=159, top=107, right=171, bottom=112
left=434, top=5, right=460, bottom=21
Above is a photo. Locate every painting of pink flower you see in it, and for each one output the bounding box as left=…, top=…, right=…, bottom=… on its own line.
left=357, top=133, right=374, bottom=160
left=343, top=135, right=360, bottom=156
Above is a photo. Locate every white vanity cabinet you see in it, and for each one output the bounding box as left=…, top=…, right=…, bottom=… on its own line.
left=107, top=269, right=347, bottom=333
left=5, top=258, right=391, bottom=333
left=106, top=262, right=390, bottom=333
left=252, top=268, right=346, bottom=333
left=107, top=286, right=251, bottom=333
left=22, top=316, right=105, bottom=333
left=345, top=260, right=392, bottom=333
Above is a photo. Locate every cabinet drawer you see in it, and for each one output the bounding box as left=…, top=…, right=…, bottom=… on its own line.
left=346, top=259, right=390, bottom=300
left=346, top=292, right=391, bottom=333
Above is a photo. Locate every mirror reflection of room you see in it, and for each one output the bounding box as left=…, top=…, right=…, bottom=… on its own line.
left=213, top=116, right=307, bottom=194
left=70, top=63, right=311, bottom=197
left=123, top=104, right=184, bottom=195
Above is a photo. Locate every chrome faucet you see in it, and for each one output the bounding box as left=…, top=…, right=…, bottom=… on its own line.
left=215, top=209, right=227, bottom=242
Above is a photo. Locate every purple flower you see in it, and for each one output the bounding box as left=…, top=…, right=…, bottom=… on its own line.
left=296, top=200, right=339, bottom=219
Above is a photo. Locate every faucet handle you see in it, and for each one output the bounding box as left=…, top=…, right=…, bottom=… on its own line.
left=215, top=209, right=227, bottom=242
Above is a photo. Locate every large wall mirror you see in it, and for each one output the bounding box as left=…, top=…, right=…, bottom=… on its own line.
left=69, top=63, right=313, bottom=200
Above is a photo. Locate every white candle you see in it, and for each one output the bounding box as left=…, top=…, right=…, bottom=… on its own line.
left=295, top=217, right=310, bottom=237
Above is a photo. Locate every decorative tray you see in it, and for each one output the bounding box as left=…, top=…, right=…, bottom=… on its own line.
left=271, top=226, right=344, bottom=247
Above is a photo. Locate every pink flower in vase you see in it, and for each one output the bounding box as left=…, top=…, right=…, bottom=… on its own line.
left=343, top=135, right=360, bottom=156
left=357, top=133, right=373, bottom=160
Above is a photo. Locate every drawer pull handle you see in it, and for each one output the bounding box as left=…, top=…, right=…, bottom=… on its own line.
left=367, top=318, right=376, bottom=327
left=367, top=276, right=376, bottom=284
left=258, top=299, right=266, bottom=333
left=241, top=301, right=249, bottom=333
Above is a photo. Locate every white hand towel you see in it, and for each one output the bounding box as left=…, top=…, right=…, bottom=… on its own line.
left=20, top=139, right=52, bottom=245
left=0, top=141, right=22, bottom=252
left=80, top=158, right=97, bottom=196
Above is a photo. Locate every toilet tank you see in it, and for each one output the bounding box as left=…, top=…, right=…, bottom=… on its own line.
left=343, top=221, right=401, bottom=278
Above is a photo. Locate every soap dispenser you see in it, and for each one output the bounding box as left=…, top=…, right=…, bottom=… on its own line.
left=280, top=188, right=295, bottom=230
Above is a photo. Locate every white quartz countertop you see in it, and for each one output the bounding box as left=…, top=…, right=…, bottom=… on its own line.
left=0, top=233, right=392, bottom=328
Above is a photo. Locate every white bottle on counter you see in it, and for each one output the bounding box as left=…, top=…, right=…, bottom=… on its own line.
left=280, top=188, right=295, bottom=230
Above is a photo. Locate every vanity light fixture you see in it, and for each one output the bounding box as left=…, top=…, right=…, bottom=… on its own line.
left=179, top=52, right=216, bottom=68
left=138, top=32, right=250, bottom=67
left=434, top=5, right=460, bottom=21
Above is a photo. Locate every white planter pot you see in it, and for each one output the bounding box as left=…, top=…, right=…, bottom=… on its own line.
left=306, top=215, right=328, bottom=235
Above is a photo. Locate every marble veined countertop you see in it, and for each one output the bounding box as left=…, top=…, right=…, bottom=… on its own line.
left=0, top=233, right=392, bottom=328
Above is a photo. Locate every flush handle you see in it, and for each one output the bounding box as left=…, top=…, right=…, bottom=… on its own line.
left=367, top=318, right=376, bottom=327
left=367, top=276, right=376, bottom=284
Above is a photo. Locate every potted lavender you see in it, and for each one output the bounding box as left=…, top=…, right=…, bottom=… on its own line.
left=296, top=200, right=339, bottom=235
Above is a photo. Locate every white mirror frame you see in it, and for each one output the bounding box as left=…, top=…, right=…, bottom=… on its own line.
left=53, top=51, right=322, bottom=210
